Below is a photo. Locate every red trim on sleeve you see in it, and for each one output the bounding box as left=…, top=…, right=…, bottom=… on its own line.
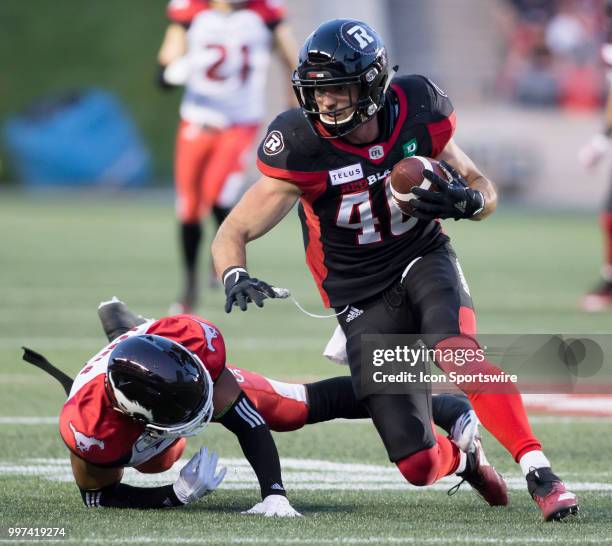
left=248, top=0, right=285, bottom=25
left=325, top=83, right=409, bottom=165
left=147, top=315, right=226, bottom=381
left=300, top=196, right=330, bottom=308
left=166, top=0, right=208, bottom=24
left=428, top=110, right=456, bottom=158
left=256, top=158, right=328, bottom=199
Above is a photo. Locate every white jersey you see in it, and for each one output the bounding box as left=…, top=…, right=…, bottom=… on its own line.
left=179, top=8, right=277, bottom=127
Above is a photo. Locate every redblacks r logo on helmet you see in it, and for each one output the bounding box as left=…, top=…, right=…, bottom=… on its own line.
left=263, top=130, right=285, bottom=155
left=341, top=22, right=377, bottom=53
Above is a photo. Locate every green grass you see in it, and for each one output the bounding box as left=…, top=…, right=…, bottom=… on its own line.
left=1, top=194, right=611, bottom=544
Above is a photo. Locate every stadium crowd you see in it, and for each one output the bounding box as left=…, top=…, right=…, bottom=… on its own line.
left=495, top=0, right=607, bottom=109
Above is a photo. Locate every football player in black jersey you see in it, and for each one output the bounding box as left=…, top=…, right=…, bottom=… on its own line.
left=212, top=19, right=578, bottom=521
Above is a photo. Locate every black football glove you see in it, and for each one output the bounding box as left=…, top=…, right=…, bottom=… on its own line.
left=222, top=267, right=277, bottom=313
left=409, top=160, right=485, bottom=221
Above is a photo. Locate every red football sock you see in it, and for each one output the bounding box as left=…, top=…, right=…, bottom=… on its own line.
left=435, top=335, right=542, bottom=462
left=396, top=434, right=461, bottom=486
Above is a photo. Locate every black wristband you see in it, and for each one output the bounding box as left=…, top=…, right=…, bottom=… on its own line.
left=79, top=482, right=182, bottom=509
left=219, top=391, right=286, bottom=499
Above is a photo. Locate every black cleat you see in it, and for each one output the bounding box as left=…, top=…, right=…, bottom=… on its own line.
left=449, top=439, right=508, bottom=506
left=526, top=467, right=579, bottom=521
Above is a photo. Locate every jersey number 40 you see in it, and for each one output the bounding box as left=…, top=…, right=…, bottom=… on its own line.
left=336, top=183, right=418, bottom=245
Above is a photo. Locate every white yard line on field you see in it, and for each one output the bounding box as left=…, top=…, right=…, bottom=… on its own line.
left=0, top=337, right=321, bottom=350
left=1, top=414, right=612, bottom=426
left=1, top=458, right=611, bottom=492
left=0, top=417, right=58, bottom=424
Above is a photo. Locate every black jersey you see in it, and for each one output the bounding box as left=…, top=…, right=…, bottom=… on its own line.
left=257, top=75, right=456, bottom=308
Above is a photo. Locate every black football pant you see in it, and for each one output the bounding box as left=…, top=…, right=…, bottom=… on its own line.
left=336, top=243, right=475, bottom=462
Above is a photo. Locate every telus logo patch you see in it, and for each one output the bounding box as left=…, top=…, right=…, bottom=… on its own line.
left=329, top=163, right=364, bottom=185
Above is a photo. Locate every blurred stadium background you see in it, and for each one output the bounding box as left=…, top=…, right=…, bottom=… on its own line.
left=2, top=1, right=612, bottom=544
left=1, top=0, right=610, bottom=204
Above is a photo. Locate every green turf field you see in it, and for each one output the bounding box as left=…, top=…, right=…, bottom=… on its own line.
left=1, top=193, right=611, bottom=545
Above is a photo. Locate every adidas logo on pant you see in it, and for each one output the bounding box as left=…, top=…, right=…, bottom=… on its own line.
left=345, top=306, right=364, bottom=323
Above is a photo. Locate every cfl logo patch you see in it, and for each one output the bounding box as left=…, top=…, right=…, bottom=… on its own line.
left=263, top=131, right=284, bottom=156
left=368, top=145, right=384, bottom=160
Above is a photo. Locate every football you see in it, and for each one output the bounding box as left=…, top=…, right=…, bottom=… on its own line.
left=389, top=156, right=447, bottom=215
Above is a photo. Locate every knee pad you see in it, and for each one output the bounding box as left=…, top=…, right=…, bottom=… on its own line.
left=396, top=445, right=440, bottom=486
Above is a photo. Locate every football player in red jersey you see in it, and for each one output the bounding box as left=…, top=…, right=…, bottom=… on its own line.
left=212, top=19, right=579, bottom=520
left=52, top=298, right=496, bottom=511
left=157, top=0, right=298, bottom=313
left=579, top=0, right=612, bottom=311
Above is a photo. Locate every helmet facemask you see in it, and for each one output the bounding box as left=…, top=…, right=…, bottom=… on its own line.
left=293, top=52, right=392, bottom=138
left=139, top=352, right=214, bottom=440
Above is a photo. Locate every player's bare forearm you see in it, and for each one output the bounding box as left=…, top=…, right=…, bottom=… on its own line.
left=157, top=23, right=187, bottom=66
left=604, top=89, right=612, bottom=132
left=70, top=452, right=123, bottom=490
left=466, top=174, right=497, bottom=221
left=436, top=138, right=497, bottom=221
left=274, top=23, right=299, bottom=72
left=274, top=22, right=299, bottom=107
left=212, top=176, right=300, bottom=274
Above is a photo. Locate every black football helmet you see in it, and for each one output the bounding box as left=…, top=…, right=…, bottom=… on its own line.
left=292, top=19, right=393, bottom=138
left=105, top=334, right=213, bottom=439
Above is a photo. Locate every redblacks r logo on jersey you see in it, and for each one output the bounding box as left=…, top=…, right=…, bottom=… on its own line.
left=263, top=131, right=284, bottom=155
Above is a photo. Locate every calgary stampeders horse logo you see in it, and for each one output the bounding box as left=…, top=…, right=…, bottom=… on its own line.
left=69, top=422, right=105, bottom=452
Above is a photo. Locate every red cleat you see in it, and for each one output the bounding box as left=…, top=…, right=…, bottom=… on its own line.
left=449, top=439, right=508, bottom=507
left=526, top=467, right=579, bottom=521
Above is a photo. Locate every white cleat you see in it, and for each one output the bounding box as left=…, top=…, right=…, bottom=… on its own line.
left=451, top=409, right=479, bottom=453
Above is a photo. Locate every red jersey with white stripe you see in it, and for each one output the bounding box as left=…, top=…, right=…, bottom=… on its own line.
left=226, top=365, right=308, bottom=432
left=166, top=0, right=285, bottom=127
left=59, top=315, right=226, bottom=467
left=257, top=75, right=455, bottom=308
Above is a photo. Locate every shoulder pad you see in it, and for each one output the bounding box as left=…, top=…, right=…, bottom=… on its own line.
left=146, top=315, right=226, bottom=381
left=166, top=0, right=208, bottom=25
left=59, top=375, right=141, bottom=466
left=394, top=75, right=453, bottom=118
left=248, top=0, right=285, bottom=27
left=257, top=109, right=328, bottom=197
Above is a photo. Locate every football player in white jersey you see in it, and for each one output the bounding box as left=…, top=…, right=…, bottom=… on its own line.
left=578, top=0, right=612, bottom=311
left=157, top=0, right=297, bottom=313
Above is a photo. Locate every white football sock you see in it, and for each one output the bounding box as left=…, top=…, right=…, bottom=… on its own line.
left=455, top=451, right=467, bottom=475
left=519, top=450, right=551, bottom=476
